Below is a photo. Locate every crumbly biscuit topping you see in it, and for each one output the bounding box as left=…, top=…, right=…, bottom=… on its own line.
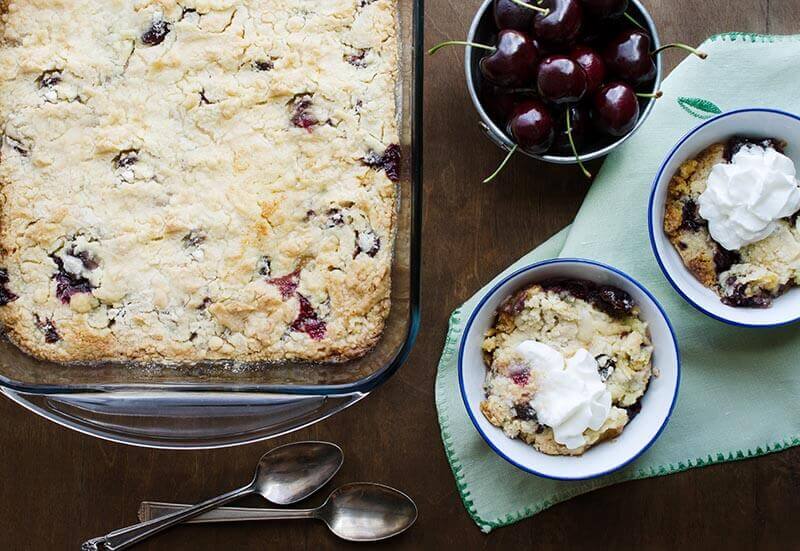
left=0, top=0, right=399, bottom=362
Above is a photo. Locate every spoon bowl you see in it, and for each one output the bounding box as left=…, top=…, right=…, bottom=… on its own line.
left=318, top=483, right=418, bottom=542
left=253, top=441, right=344, bottom=505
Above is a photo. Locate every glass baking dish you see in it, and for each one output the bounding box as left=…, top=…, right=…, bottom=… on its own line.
left=0, top=0, right=422, bottom=449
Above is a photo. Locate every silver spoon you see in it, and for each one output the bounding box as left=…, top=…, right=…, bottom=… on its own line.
left=81, top=441, right=343, bottom=551
left=138, top=482, right=418, bottom=542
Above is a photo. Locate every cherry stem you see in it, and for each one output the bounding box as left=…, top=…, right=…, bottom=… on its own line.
left=623, top=12, right=646, bottom=31
left=509, top=0, right=550, bottom=15
left=651, top=43, right=708, bottom=60
left=483, top=144, right=517, bottom=184
left=566, top=111, right=591, bottom=179
left=428, top=41, right=496, bottom=55
left=636, top=90, right=663, bottom=99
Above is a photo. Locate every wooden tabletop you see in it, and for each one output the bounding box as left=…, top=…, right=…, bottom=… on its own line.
left=3, top=1, right=800, bottom=549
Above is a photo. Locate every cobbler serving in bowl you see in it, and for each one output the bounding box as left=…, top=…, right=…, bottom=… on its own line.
left=664, top=136, right=800, bottom=308
left=480, top=279, right=654, bottom=456
left=459, top=259, right=679, bottom=479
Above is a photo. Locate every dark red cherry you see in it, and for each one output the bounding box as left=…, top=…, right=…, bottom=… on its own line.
left=581, top=0, right=628, bottom=18
left=578, top=14, right=630, bottom=45
left=534, top=0, right=583, bottom=47
left=552, top=104, right=590, bottom=153
left=361, top=144, right=401, bottom=181
left=592, top=81, right=639, bottom=137
left=480, top=30, right=540, bottom=87
left=268, top=269, right=301, bottom=299
left=569, top=46, right=605, bottom=93
left=480, top=84, right=519, bottom=122
left=0, top=267, right=17, bottom=306
left=578, top=18, right=606, bottom=44
left=537, top=56, right=587, bottom=104
left=141, top=19, right=171, bottom=46
left=508, top=99, right=555, bottom=154
left=603, top=29, right=656, bottom=86
left=291, top=294, right=326, bottom=340
left=493, top=0, right=536, bottom=32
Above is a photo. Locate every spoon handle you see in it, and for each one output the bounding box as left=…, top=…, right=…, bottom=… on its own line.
left=139, top=501, right=316, bottom=523
left=81, top=485, right=253, bottom=551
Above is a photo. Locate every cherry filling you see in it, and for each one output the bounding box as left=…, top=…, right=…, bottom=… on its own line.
left=595, top=286, right=634, bottom=317
left=290, top=294, right=326, bottom=340
left=256, top=256, right=272, bottom=277
left=513, top=403, right=537, bottom=421
left=595, top=354, right=616, bottom=381
left=4, top=135, right=28, bottom=157
left=362, top=143, right=401, bottom=182
left=51, top=252, right=95, bottom=304
left=624, top=377, right=651, bottom=423
left=37, top=70, right=61, bottom=89
left=713, top=247, right=741, bottom=274
left=346, top=50, right=368, bottom=68
left=34, top=315, right=60, bottom=343
left=290, top=95, right=318, bottom=131
left=499, top=289, right=527, bottom=316
left=0, top=268, right=18, bottom=306
left=53, top=271, right=93, bottom=304
left=354, top=229, right=380, bottom=257
left=679, top=199, right=706, bottom=232
left=74, top=250, right=98, bottom=270
left=623, top=399, right=643, bottom=421
left=541, top=278, right=635, bottom=317
left=721, top=277, right=772, bottom=308
left=263, top=267, right=327, bottom=340
left=182, top=230, right=206, bottom=248
left=724, top=136, right=784, bottom=161
left=510, top=370, right=529, bottom=386
left=325, top=208, right=345, bottom=227
left=113, top=150, right=138, bottom=169
left=142, top=19, right=171, bottom=46
left=267, top=269, right=300, bottom=299
left=513, top=404, right=545, bottom=432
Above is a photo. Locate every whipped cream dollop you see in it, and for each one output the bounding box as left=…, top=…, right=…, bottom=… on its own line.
left=697, top=144, right=800, bottom=251
left=516, top=341, right=611, bottom=450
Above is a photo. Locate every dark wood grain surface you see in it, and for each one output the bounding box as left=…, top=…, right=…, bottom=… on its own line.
left=2, top=1, right=800, bottom=549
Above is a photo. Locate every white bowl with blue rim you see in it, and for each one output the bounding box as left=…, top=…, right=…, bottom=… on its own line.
left=458, top=258, right=680, bottom=480
left=649, top=108, right=800, bottom=327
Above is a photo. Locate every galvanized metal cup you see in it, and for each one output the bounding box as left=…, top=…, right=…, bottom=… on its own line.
left=465, top=0, right=662, bottom=164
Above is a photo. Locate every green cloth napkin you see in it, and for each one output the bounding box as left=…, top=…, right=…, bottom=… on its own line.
left=435, top=32, right=800, bottom=532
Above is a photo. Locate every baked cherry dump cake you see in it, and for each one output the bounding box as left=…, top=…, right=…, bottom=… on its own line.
left=0, top=0, right=400, bottom=362
left=480, top=280, right=653, bottom=456
left=664, top=137, right=800, bottom=307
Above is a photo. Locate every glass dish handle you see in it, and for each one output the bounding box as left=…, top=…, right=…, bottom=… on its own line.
left=4, top=389, right=364, bottom=448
